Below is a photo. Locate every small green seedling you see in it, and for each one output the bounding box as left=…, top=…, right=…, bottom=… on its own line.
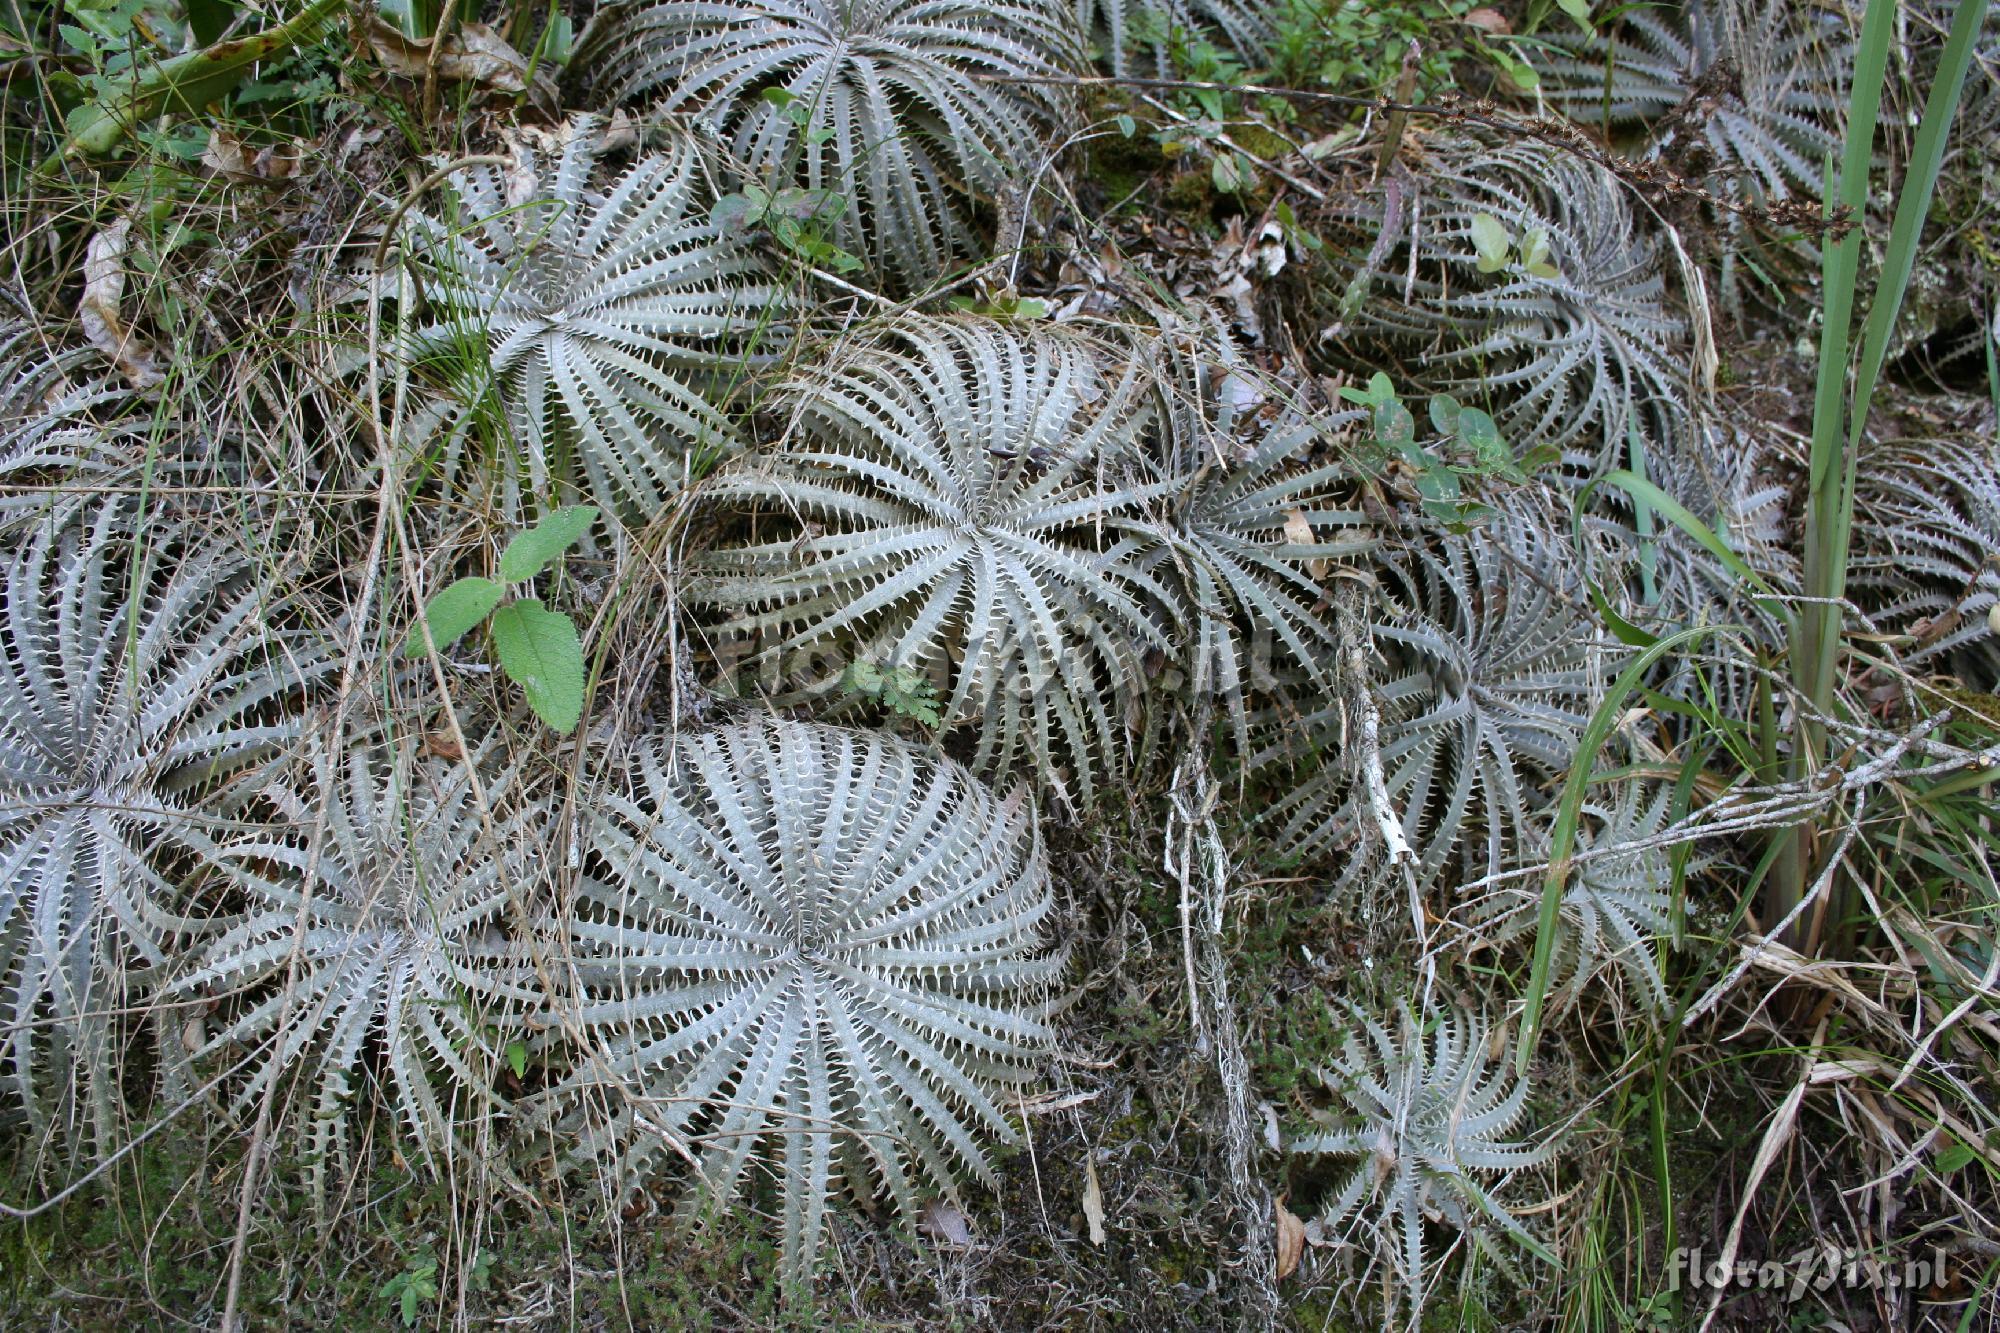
left=403, top=505, right=596, bottom=734
left=711, top=98, right=865, bottom=275
left=379, top=1256, right=439, bottom=1328
left=1339, top=374, right=1555, bottom=530
left=842, top=660, right=943, bottom=729
left=946, top=293, right=1049, bottom=320
left=1469, top=212, right=1560, bottom=278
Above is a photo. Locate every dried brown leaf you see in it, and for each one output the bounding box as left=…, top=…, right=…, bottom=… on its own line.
left=78, top=218, right=162, bottom=390
left=1275, top=1196, right=1306, bottom=1280
left=1082, top=1159, right=1107, bottom=1246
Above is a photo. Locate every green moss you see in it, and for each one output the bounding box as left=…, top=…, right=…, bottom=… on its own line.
left=1231, top=123, right=1294, bottom=163
left=1086, top=128, right=1167, bottom=208
left=1163, top=169, right=1213, bottom=213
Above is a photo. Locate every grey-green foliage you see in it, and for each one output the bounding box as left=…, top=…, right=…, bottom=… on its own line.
left=1265, top=502, right=1610, bottom=885
left=0, top=324, right=130, bottom=502
left=1851, top=438, right=2000, bottom=688
left=400, top=116, right=788, bottom=521
left=0, top=497, right=320, bottom=1146
left=1338, top=142, right=1687, bottom=471
left=1612, top=419, right=1796, bottom=717
left=1543, top=0, right=1854, bottom=205
left=1118, top=315, right=1375, bottom=752
left=567, top=0, right=1076, bottom=288
left=558, top=718, right=1059, bottom=1288
left=1077, top=0, right=1271, bottom=78
left=1289, top=1002, right=1554, bottom=1300
left=0, top=323, right=118, bottom=444
left=1469, top=781, right=1677, bottom=1018
left=696, top=317, right=1176, bottom=809
left=173, top=735, right=542, bottom=1206
left=1632, top=420, right=1796, bottom=629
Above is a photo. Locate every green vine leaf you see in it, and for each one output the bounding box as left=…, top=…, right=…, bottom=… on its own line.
left=490, top=598, right=585, bottom=733
left=402, top=576, right=504, bottom=657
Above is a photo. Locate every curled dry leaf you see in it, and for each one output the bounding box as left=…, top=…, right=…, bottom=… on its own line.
left=363, top=18, right=557, bottom=107
left=1083, top=1159, right=1107, bottom=1246
left=78, top=218, right=162, bottom=389
left=1463, top=6, right=1512, bottom=34
left=920, top=1199, right=972, bottom=1247
left=202, top=127, right=301, bottom=181
left=1275, top=1195, right=1307, bottom=1280
left=1283, top=507, right=1330, bottom=581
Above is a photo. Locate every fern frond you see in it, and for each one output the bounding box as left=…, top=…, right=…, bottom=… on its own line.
left=400, top=116, right=790, bottom=521
left=557, top=718, right=1058, bottom=1289
left=0, top=498, right=326, bottom=1149
left=1289, top=1002, right=1555, bottom=1302
left=568, top=0, right=1077, bottom=287
left=173, top=734, right=542, bottom=1207
left=695, top=316, right=1173, bottom=808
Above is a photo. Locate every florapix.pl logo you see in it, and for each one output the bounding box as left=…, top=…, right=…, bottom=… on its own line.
left=1668, top=1244, right=1948, bottom=1300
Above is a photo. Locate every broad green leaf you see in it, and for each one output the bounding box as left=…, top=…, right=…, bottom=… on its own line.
left=769, top=186, right=842, bottom=222
left=498, top=504, right=597, bottom=583
left=1469, top=212, right=1511, bottom=272
left=1457, top=406, right=1509, bottom=471
left=185, top=0, right=233, bottom=45
left=710, top=193, right=758, bottom=236
left=1519, top=227, right=1558, bottom=278
left=1558, top=0, right=1594, bottom=28
left=1116, top=114, right=1136, bottom=137
left=54, top=0, right=343, bottom=161
left=1415, top=468, right=1462, bottom=504
left=1428, top=393, right=1462, bottom=436
left=1340, top=372, right=1397, bottom=408
left=1936, top=1138, right=1978, bottom=1174
left=490, top=599, right=586, bottom=733
left=1374, top=397, right=1416, bottom=449
left=505, top=1040, right=527, bottom=1079
left=402, top=577, right=504, bottom=657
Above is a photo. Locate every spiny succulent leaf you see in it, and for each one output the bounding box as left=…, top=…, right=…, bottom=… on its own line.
left=555, top=719, right=1060, bottom=1289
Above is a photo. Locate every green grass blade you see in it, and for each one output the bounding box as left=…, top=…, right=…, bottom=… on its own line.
left=1517, top=625, right=1720, bottom=1072
left=1797, top=0, right=1899, bottom=709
